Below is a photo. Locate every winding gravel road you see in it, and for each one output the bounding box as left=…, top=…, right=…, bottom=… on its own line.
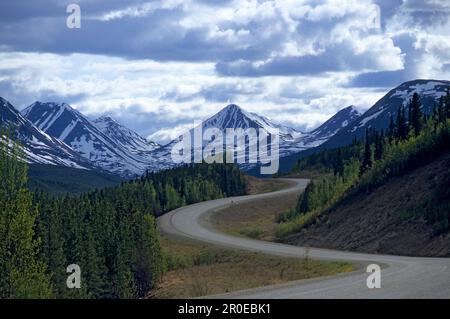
left=158, top=179, right=450, bottom=299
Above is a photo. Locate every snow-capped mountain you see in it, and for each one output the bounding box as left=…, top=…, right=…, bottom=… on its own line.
left=22, top=102, right=150, bottom=177
left=299, top=106, right=361, bottom=147
left=4, top=79, right=448, bottom=178
left=0, top=97, right=92, bottom=169
left=146, top=103, right=357, bottom=171
left=201, top=104, right=303, bottom=141
left=93, top=115, right=160, bottom=156
left=282, top=105, right=361, bottom=155
left=147, top=104, right=303, bottom=166
left=323, top=79, right=450, bottom=149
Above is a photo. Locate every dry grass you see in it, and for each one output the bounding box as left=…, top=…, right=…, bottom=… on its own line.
left=153, top=178, right=354, bottom=299
left=153, top=236, right=353, bottom=299
left=245, top=176, right=292, bottom=195
left=209, top=192, right=299, bottom=241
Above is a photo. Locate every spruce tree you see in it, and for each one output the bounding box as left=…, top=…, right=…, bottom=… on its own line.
left=446, top=89, right=450, bottom=119
left=410, top=92, right=423, bottom=136
left=374, top=131, right=385, bottom=161
left=396, top=107, right=408, bottom=140
left=333, top=149, right=344, bottom=176
left=388, top=114, right=396, bottom=142
left=360, top=129, right=373, bottom=175
left=0, top=131, right=53, bottom=298
left=438, top=97, right=446, bottom=123
left=36, top=197, right=67, bottom=297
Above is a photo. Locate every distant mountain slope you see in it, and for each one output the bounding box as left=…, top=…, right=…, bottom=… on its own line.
left=323, top=79, right=450, bottom=149
left=202, top=104, right=303, bottom=141
left=22, top=101, right=150, bottom=177
left=93, top=115, right=160, bottom=155
left=148, top=104, right=357, bottom=172
left=275, top=79, right=450, bottom=174
left=0, top=97, right=92, bottom=169
left=247, top=105, right=361, bottom=176
left=293, top=105, right=361, bottom=149
left=28, top=164, right=123, bottom=195
left=146, top=104, right=303, bottom=169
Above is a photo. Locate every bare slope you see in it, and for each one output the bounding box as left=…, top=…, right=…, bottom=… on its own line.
left=284, top=152, right=450, bottom=257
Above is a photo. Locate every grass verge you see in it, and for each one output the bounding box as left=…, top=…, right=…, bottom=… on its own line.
left=153, top=235, right=353, bottom=298
left=209, top=192, right=299, bottom=241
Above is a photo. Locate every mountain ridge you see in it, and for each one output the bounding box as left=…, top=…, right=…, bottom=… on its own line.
left=1, top=97, right=93, bottom=169
left=22, top=101, right=153, bottom=177
left=273, top=79, right=450, bottom=175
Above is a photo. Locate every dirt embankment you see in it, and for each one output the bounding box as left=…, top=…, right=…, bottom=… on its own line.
left=284, top=152, right=450, bottom=257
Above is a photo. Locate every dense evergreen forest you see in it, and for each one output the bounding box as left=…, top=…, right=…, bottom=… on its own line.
left=0, top=136, right=247, bottom=298
left=278, top=91, right=450, bottom=238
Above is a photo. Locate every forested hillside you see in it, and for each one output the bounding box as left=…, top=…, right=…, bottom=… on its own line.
left=27, top=164, right=123, bottom=195
left=0, top=133, right=247, bottom=298
left=278, top=91, right=450, bottom=247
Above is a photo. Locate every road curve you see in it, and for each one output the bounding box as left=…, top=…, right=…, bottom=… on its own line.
left=158, top=178, right=450, bottom=299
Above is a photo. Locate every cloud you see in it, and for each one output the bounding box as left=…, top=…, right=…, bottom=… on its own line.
left=0, top=0, right=449, bottom=143
left=147, top=123, right=194, bottom=144
left=216, top=36, right=403, bottom=76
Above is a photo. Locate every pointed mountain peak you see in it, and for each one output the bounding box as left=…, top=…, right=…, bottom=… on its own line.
left=0, top=96, right=9, bottom=105
left=30, top=101, right=72, bottom=110
left=94, top=115, right=117, bottom=124
left=23, top=101, right=84, bottom=119
left=0, top=97, right=14, bottom=110
left=343, top=105, right=356, bottom=110
left=224, top=103, right=241, bottom=110
left=309, top=105, right=361, bottom=138
left=340, top=105, right=361, bottom=115
left=221, top=103, right=245, bottom=115
left=1, top=97, right=25, bottom=124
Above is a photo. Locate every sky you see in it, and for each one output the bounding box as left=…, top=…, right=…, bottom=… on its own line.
left=0, top=0, right=449, bottom=144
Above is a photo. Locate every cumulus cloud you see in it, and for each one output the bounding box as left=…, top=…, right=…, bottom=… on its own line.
left=0, top=0, right=449, bottom=143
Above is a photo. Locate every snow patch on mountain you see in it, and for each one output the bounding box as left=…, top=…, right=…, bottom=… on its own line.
left=22, top=101, right=154, bottom=177
left=93, top=115, right=160, bottom=155
left=1, top=97, right=92, bottom=169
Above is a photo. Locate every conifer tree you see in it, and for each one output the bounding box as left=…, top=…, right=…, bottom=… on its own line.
left=0, top=131, right=53, bottom=298
left=360, top=129, right=373, bottom=175
left=37, top=197, right=67, bottom=297
left=333, top=149, right=344, bottom=176
left=396, top=107, right=408, bottom=140
left=374, top=130, right=385, bottom=161
left=388, top=114, right=396, bottom=142
left=410, top=92, right=423, bottom=136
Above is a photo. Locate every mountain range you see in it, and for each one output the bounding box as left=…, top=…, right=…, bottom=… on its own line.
left=143, top=103, right=356, bottom=169
left=0, top=97, right=92, bottom=169
left=273, top=79, right=450, bottom=174
left=22, top=102, right=159, bottom=176
left=1, top=79, right=449, bottom=178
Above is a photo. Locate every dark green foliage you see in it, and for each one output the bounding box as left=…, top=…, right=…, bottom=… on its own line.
left=333, top=149, right=344, bottom=176
left=0, top=131, right=53, bottom=298
left=396, top=106, right=408, bottom=140
left=296, top=159, right=360, bottom=217
left=27, top=164, right=123, bottom=196
left=280, top=92, right=450, bottom=238
left=32, top=162, right=246, bottom=298
left=1, top=130, right=247, bottom=300
left=374, top=130, right=385, bottom=161
left=388, top=114, right=396, bottom=142
left=293, top=142, right=362, bottom=174
left=446, top=89, right=450, bottom=119
left=360, top=129, right=373, bottom=175
left=408, top=92, right=424, bottom=136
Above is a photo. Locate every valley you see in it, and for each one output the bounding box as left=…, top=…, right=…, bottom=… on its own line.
left=158, top=178, right=450, bottom=298
left=2, top=0, right=450, bottom=304
left=1, top=79, right=450, bottom=299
